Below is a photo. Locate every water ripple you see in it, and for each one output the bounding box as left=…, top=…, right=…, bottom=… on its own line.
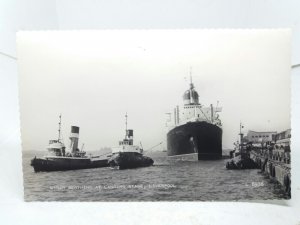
left=23, top=151, right=289, bottom=201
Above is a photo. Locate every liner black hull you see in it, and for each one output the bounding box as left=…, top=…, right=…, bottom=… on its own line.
left=167, top=121, right=222, bottom=160
left=30, top=157, right=108, bottom=172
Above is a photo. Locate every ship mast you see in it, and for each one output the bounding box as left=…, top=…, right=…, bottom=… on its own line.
left=189, top=67, right=194, bottom=104
left=210, top=104, right=214, bottom=123
left=58, top=114, right=62, bottom=142
left=239, top=122, right=244, bottom=151
left=125, top=112, right=128, bottom=139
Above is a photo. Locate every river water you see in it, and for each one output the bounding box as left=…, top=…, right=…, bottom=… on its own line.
left=23, top=151, right=288, bottom=201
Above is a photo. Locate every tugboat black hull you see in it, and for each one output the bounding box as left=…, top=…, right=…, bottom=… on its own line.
left=108, top=152, right=154, bottom=170
left=167, top=121, right=222, bottom=160
left=30, top=157, right=108, bottom=172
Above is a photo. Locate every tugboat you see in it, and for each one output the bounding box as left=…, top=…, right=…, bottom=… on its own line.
left=225, top=123, right=258, bottom=169
left=108, top=113, right=154, bottom=169
left=30, top=115, right=108, bottom=172
left=166, top=74, right=223, bottom=160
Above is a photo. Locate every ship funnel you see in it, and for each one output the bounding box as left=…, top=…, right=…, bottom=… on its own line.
left=126, top=129, right=133, bottom=138
left=70, top=126, right=80, bottom=153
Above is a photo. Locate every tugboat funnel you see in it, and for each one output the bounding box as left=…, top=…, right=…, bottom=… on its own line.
left=126, top=129, right=133, bottom=138
left=70, top=126, right=80, bottom=153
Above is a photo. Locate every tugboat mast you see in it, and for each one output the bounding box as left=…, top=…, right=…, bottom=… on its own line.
left=239, top=122, right=244, bottom=151
left=125, top=112, right=128, bottom=139
left=58, top=114, right=62, bottom=142
left=190, top=68, right=193, bottom=85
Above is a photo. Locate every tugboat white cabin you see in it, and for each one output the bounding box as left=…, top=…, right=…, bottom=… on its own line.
left=112, top=129, right=143, bottom=154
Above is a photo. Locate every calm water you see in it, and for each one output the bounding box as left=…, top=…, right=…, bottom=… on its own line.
left=23, top=151, right=288, bottom=201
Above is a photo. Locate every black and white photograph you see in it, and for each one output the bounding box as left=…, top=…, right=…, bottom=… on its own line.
left=17, top=29, right=291, bottom=201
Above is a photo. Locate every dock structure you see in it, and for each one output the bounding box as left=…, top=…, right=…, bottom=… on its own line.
left=250, top=150, right=291, bottom=197
left=227, top=127, right=291, bottom=197
left=249, top=129, right=291, bottom=196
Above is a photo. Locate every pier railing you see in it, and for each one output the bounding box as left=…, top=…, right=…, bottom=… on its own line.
left=252, top=147, right=290, bottom=165
left=250, top=149, right=291, bottom=197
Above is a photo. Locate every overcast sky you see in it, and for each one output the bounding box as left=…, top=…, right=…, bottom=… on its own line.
left=17, top=29, right=291, bottom=152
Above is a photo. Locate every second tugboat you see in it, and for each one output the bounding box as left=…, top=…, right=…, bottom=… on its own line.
left=108, top=113, right=154, bottom=169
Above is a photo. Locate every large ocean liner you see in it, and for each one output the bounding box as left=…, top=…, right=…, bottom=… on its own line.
left=166, top=76, right=222, bottom=160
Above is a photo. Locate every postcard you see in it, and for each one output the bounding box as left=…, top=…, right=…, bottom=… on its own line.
left=17, top=29, right=291, bottom=201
